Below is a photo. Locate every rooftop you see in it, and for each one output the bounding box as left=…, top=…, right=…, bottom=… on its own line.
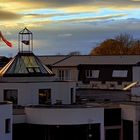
left=38, top=55, right=140, bottom=67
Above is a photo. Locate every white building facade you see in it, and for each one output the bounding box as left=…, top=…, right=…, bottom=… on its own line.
left=0, top=102, right=12, bottom=140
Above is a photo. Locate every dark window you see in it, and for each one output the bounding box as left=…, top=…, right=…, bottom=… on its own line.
left=86, top=70, right=100, bottom=78
left=5, top=119, right=11, bottom=133
left=39, top=89, right=51, bottom=104
left=102, top=81, right=106, bottom=84
left=4, top=89, right=18, bottom=104
left=139, top=121, right=140, bottom=140
left=110, top=84, right=115, bottom=88
left=123, top=120, right=133, bottom=140
left=104, top=108, right=121, bottom=126
left=118, top=81, right=122, bottom=85
left=71, top=88, right=74, bottom=104
left=105, top=129, right=121, bottom=140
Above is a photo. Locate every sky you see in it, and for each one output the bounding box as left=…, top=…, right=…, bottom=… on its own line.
left=0, top=0, right=140, bottom=57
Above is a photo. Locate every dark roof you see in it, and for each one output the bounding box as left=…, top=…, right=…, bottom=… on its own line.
left=40, top=55, right=140, bottom=67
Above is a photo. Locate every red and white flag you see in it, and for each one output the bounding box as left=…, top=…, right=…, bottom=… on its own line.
left=0, top=31, right=13, bottom=47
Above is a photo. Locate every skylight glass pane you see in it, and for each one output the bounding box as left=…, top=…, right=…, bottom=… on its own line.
left=34, top=67, right=41, bottom=73
left=27, top=67, right=34, bottom=73
left=22, top=56, right=38, bottom=67
left=14, top=58, right=28, bottom=73
left=28, top=56, right=39, bottom=67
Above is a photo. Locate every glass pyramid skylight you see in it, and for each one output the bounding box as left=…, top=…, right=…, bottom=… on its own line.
left=0, top=52, right=54, bottom=77
left=0, top=28, right=54, bottom=77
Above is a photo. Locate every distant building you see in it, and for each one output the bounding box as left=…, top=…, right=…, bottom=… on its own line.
left=1, top=28, right=140, bottom=140
left=38, top=53, right=140, bottom=140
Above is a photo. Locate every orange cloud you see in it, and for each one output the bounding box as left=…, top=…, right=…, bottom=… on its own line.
left=0, top=10, right=21, bottom=20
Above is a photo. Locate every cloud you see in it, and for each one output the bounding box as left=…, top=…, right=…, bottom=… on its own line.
left=40, top=0, right=94, bottom=7
left=57, top=33, right=72, bottom=37
left=24, top=0, right=140, bottom=8
left=1, top=0, right=140, bottom=13
left=0, top=0, right=94, bottom=7
left=23, top=13, right=67, bottom=19
left=55, top=14, right=127, bottom=23
left=0, top=0, right=140, bottom=56
left=0, top=10, right=21, bottom=20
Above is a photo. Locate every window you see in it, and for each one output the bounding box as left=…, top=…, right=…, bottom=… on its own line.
left=58, top=70, right=64, bottom=80
left=70, top=88, right=74, bottom=104
left=27, top=67, right=34, bottom=73
left=92, top=70, right=100, bottom=78
left=86, top=70, right=92, bottom=77
left=39, top=89, right=51, bottom=104
left=65, top=70, right=71, bottom=80
left=58, top=70, right=71, bottom=80
left=104, top=108, right=121, bottom=126
left=5, top=119, right=11, bottom=133
left=4, top=89, right=18, bottom=104
left=34, top=67, right=41, bottom=73
left=27, top=67, right=41, bottom=73
left=112, top=70, right=128, bottom=78
left=86, top=70, right=100, bottom=78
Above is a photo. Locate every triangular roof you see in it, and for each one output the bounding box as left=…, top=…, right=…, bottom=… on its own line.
left=0, top=51, right=54, bottom=77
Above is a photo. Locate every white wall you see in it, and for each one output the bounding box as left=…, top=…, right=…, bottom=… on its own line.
left=120, top=104, right=137, bottom=121
left=132, top=66, right=140, bottom=96
left=133, top=66, right=140, bottom=83
left=25, top=107, right=104, bottom=125
left=25, top=106, right=104, bottom=140
left=0, top=81, right=76, bottom=106
left=120, top=104, right=140, bottom=140
left=0, top=103, right=12, bottom=140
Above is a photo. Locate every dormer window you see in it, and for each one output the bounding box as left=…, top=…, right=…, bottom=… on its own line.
left=86, top=70, right=100, bottom=78
left=57, top=69, right=71, bottom=80
left=112, top=70, right=128, bottom=78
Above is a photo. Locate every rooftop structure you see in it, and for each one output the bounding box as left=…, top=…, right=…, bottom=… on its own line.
left=0, top=28, right=54, bottom=77
left=0, top=52, right=54, bottom=77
